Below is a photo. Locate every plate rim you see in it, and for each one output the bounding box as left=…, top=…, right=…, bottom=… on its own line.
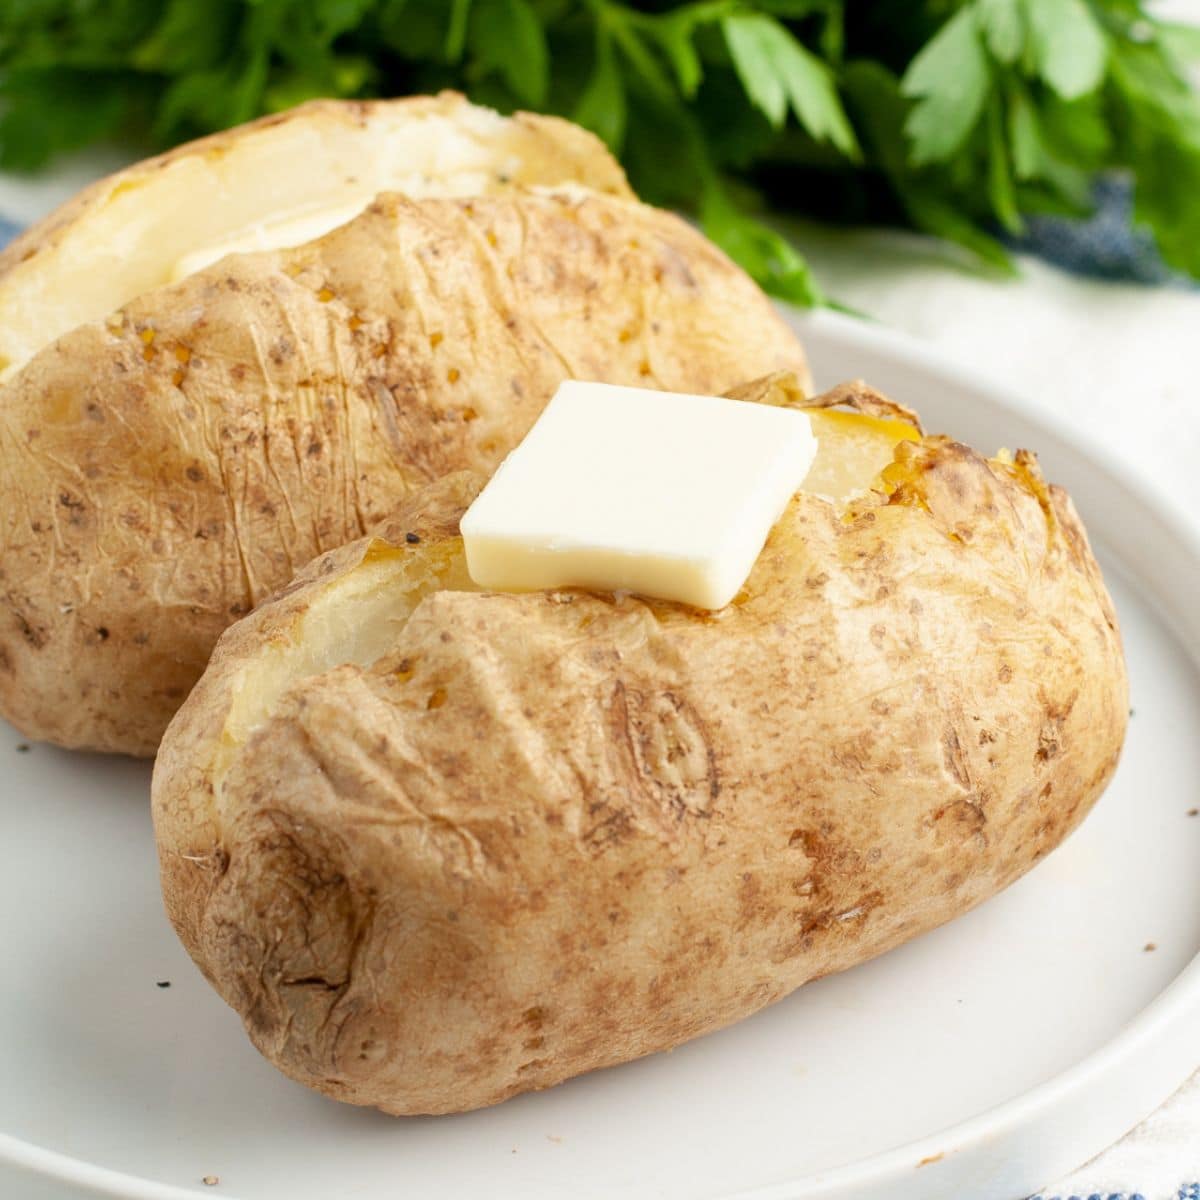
left=5, top=305, right=1200, bottom=1200
left=743, top=306, right=1200, bottom=1199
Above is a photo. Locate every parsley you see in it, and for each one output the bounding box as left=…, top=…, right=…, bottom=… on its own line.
left=901, top=7, right=992, bottom=166
left=722, top=12, right=858, bottom=157
left=2, top=0, right=1198, bottom=299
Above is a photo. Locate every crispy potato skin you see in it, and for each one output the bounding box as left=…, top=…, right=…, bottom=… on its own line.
left=153, top=393, right=1127, bottom=1115
left=0, top=190, right=808, bottom=754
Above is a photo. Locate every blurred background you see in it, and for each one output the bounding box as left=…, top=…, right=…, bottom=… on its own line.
left=2, top=0, right=1200, bottom=302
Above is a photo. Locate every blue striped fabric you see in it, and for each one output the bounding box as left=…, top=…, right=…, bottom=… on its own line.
left=1032, top=1188, right=1200, bottom=1200
left=1030, top=1194, right=1144, bottom=1200
left=1006, top=175, right=1185, bottom=287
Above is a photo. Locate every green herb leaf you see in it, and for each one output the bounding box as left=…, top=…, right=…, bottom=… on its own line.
left=445, top=0, right=472, bottom=63
left=721, top=13, right=858, bottom=156
left=1108, top=38, right=1200, bottom=276
left=1125, top=121, right=1200, bottom=276
left=701, top=174, right=826, bottom=306
left=901, top=7, right=991, bottom=164
left=975, top=0, right=1024, bottom=65
left=1109, top=38, right=1200, bottom=134
left=610, top=17, right=676, bottom=102
left=653, top=12, right=704, bottom=97
left=1008, top=86, right=1040, bottom=179
left=573, top=29, right=626, bottom=152
left=131, top=0, right=233, bottom=73
left=903, top=189, right=1017, bottom=274
left=722, top=13, right=788, bottom=128
left=0, top=68, right=128, bottom=169
left=468, top=0, right=547, bottom=107
left=1156, top=20, right=1200, bottom=69
left=621, top=81, right=708, bottom=208
left=373, top=0, right=452, bottom=60
left=1005, top=85, right=1093, bottom=206
left=841, top=58, right=907, bottom=174
left=1039, top=93, right=1111, bottom=166
left=1022, top=0, right=1107, bottom=99
left=756, top=1, right=835, bottom=16
left=986, top=97, right=1022, bottom=232
left=311, top=0, right=380, bottom=42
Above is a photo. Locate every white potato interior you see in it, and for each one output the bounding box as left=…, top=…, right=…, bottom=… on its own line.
left=804, top=408, right=920, bottom=500
left=213, top=542, right=477, bottom=809
left=0, top=100, right=622, bottom=379
left=168, top=198, right=373, bottom=281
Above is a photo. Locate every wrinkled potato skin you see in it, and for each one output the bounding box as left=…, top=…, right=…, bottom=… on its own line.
left=0, top=190, right=808, bottom=754
left=153, top=387, right=1128, bottom=1115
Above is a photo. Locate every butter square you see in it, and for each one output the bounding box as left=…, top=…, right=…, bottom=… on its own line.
left=460, top=381, right=816, bottom=609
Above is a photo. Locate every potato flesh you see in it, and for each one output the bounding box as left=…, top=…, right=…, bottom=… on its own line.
left=805, top=408, right=920, bottom=501
left=218, top=410, right=915, bottom=772
left=217, top=541, right=475, bottom=807
left=169, top=198, right=373, bottom=282
left=0, top=99, right=628, bottom=379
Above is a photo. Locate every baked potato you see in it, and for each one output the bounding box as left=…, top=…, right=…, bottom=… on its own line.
left=152, top=373, right=1128, bottom=1116
left=0, top=103, right=809, bottom=755
left=0, top=91, right=632, bottom=382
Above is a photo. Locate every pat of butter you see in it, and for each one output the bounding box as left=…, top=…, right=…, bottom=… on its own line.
left=460, top=382, right=817, bottom=610
left=169, top=199, right=371, bottom=282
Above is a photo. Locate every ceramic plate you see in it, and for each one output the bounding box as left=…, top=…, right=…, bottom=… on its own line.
left=4, top=309, right=1200, bottom=1200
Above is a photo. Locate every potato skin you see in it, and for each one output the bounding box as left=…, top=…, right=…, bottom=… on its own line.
left=153, top=391, right=1128, bottom=1115
left=0, top=190, right=808, bottom=754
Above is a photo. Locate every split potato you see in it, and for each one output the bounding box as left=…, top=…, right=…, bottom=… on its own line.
left=0, top=109, right=808, bottom=755
left=0, top=92, right=632, bottom=381
left=153, top=374, right=1128, bottom=1115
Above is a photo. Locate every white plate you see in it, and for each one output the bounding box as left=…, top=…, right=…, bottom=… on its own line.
left=4, top=309, right=1200, bottom=1200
